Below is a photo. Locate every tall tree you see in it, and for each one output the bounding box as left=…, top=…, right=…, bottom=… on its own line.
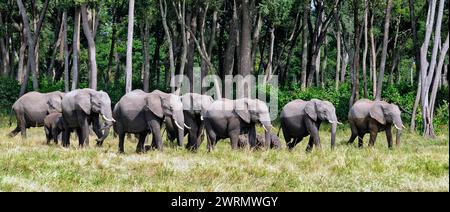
left=375, top=0, right=393, bottom=100
left=125, top=0, right=135, bottom=93
left=419, top=0, right=446, bottom=137
left=362, top=0, right=369, bottom=98
left=62, top=11, right=69, bottom=92
left=72, top=7, right=81, bottom=90
left=80, top=3, right=98, bottom=90
left=16, top=0, right=49, bottom=96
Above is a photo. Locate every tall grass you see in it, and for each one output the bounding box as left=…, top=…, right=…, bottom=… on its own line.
left=0, top=124, right=448, bottom=192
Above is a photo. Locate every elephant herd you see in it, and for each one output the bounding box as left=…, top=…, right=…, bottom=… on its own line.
left=8, top=88, right=405, bottom=153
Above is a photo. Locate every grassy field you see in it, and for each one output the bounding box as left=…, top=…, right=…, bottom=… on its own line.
left=0, top=120, right=448, bottom=192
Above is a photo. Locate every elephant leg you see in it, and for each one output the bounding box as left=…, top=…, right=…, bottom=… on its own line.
left=385, top=126, right=393, bottom=149
left=306, top=137, right=314, bottom=152
left=18, top=115, right=27, bottom=138
left=186, top=129, right=197, bottom=150
left=136, top=133, right=147, bottom=153
left=305, top=119, right=321, bottom=150
left=358, top=133, right=365, bottom=148
left=77, top=113, right=89, bottom=147
left=285, top=136, right=295, bottom=150
left=8, top=126, right=20, bottom=138
left=229, top=132, right=240, bottom=150
left=62, top=128, right=70, bottom=147
left=149, top=120, right=163, bottom=151
left=76, top=128, right=83, bottom=147
left=45, top=127, right=51, bottom=144
left=368, top=130, right=378, bottom=147
left=118, top=132, right=126, bottom=153
left=347, top=124, right=358, bottom=145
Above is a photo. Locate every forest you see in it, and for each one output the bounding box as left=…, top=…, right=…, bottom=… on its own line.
left=0, top=0, right=448, bottom=136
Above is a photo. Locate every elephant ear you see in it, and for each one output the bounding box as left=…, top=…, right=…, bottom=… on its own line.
left=47, top=97, right=62, bottom=113
left=77, top=91, right=92, bottom=115
left=234, top=100, right=251, bottom=124
left=369, top=103, right=386, bottom=125
left=305, top=100, right=317, bottom=121
left=146, top=93, right=164, bottom=118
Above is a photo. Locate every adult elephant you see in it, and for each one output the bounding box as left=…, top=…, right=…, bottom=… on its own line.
left=8, top=91, right=65, bottom=138
left=280, top=99, right=340, bottom=151
left=204, top=98, right=273, bottom=151
left=113, top=90, right=185, bottom=153
left=347, top=99, right=404, bottom=149
left=165, top=93, right=214, bottom=150
left=61, top=89, right=114, bottom=147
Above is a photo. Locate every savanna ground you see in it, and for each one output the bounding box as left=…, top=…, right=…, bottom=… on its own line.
left=0, top=117, right=448, bottom=192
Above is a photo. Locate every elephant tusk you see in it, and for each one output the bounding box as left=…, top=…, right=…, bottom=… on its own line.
left=174, top=120, right=184, bottom=131
left=184, top=123, right=192, bottom=130
left=329, top=121, right=342, bottom=125
left=102, top=114, right=116, bottom=123
left=262, top=125, right=269, bottom=132
left=394, top=124, right=402, bottom=130
left=402, top=124, right=406, bottom=129
left=200, top=115, right=204, bottom=121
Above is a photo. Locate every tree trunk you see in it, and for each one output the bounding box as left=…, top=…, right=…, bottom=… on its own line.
left=334, top=8, right=341, bottom=89
left=18, top=29, right=26, bottom=83
left=17, top=0, right=49, bottom=96
left=350, top=0, right=361, bottom=107
left=362, top=0, right=369, bottom=98
left=143, top=20, right=150, bottom=92
left=154, top=29, right=162, bottom=87
left=62, top=11, right=69, bottom=92
left=300, top=1, right=309, bottom=90
left=125, top=0, right=135, bottom=93
left=81, top=4, right=98, bottom=90
left=72, top=7, right=80, bottom=90
left=321, top=35, right=328, bottom=88
left=186, top=10, right=197, bottom=92
left=251, top=13, right=263, bottom=73
left=375, top=0, right=393, bottom=100
left=106, top=4, right=119, bottom=88
left=420, top=0, right=445, bottom=138
left=389, top=16, right=401, bottom=85
left=160, top=0, right=175, bottom=92
left=239, top=0, right=252, bottom=97
left=370, top=8, right=377, bottom=98
left=0, top=14, right=10, bottom=76
left=223, top=0, right=238, bottom=78
left=264, top=27, right=275, bottom=84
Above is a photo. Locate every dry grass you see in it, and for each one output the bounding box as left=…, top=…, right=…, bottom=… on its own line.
left=0, top=121, right=448, bottom=192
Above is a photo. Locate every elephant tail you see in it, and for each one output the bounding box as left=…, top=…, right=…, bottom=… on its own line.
left=8, top=108, right=14, bottom=127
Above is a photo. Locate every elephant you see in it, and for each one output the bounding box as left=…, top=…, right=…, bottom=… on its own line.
left=280, top=99, right=340, bottom=151
left=238, top=133, right=281, bottom=149
left=347, top=99, right=404, bottom=149
left=44, top=112, right=64, bottom=144
left=8, top=91, right=65, bottom=138
left=165, top=93, right=214, bottom=151
left=113, top=90, right=185, bottom=153
left=204, top=98, right=273, bottom=151
left=61, top=89, right=114, bottom=147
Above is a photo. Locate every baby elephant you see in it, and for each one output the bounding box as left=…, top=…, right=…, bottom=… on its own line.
left=348, top=99, right=404, bottom=148
left=44, top=112, right=64, bottom=144
left=238, top=133, right=281, bottom=149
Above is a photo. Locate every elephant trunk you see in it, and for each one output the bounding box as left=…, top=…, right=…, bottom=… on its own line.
left=261, top=121, right=272, bottom=148
left=395, top=129, right=401, bottom=147
left=96, top=122, right=112, bottom=146
left=330, top=122, right=337, bottom=150
left=174, top=110, right=185, bottom=147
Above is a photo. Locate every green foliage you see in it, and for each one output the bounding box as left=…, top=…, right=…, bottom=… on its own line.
left=0, top=78, right=21, bottom=114
left=278, top=83, right=352, bottom=121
